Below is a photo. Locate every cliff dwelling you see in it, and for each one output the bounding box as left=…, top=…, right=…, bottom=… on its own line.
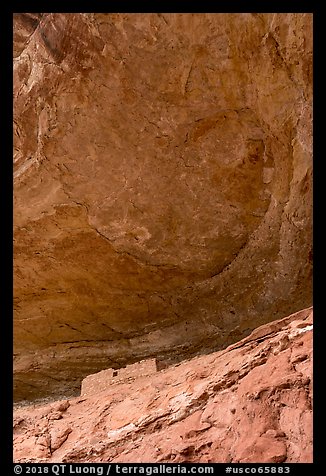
left=13, top=12, right=313, bottom=464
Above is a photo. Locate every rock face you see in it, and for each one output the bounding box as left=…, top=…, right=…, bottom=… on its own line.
left=13, top=307, right=313, bottom=463
left=13, top=13, right=313, bottom=401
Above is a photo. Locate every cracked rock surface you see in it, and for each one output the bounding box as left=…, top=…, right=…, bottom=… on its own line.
left=14, top=13, right=312, bottom=401
left=13, top=307, right=313, bottom=463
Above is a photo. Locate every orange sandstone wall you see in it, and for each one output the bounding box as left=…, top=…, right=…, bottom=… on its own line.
left=14, top=13, right=312, bottom=401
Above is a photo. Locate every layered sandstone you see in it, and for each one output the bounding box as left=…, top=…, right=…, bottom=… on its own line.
left=13, top=13, right=312, bottom=401
left=13, top=307, right=313, bottom=463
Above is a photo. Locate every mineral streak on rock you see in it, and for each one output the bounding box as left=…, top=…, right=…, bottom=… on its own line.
left=13, top=13, right=312, bottom=401
left=13, top=307, right=313, bottom=463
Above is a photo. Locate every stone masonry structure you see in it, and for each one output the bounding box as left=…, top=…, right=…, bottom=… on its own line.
left=81, top=358, right=158, bottom=396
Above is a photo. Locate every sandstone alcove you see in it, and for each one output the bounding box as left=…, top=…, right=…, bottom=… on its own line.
left=13, top=13, right=312, bottom=402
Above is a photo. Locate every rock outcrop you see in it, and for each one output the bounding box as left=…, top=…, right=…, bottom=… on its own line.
left=13, top=13, right=312, bottom=401
left=13, top=307, right=313, bottom=463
